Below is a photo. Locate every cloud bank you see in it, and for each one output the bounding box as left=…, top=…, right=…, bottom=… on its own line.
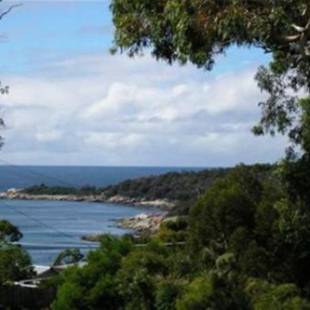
left=0, top=53, right=286, bottom=166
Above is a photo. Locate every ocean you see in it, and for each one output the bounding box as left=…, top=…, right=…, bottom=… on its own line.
left=0, top=165, right=203, bottom=266
left=0, top=165, right=203, bottom=191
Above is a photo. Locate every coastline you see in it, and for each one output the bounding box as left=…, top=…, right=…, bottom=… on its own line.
left=0, top=190, right=175, bottom=210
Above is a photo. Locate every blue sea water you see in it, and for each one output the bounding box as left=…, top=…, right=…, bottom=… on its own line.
left=0, top=165, right=203, bottom=191
left=0, top=199, right=152, bottom=265
left=0, top=166, right=204, bottom=266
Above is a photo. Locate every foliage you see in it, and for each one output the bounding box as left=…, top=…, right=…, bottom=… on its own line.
left=188, top=165, right=310, bottom=299
left=52, top=236, right=183, bottom=309
left=52, top=235, right=133, bottom=309
left=189, top=165, right=275, bottom=254
left=111, top=0, right=308, bottom=66
left=0, top=219, right=23, bottom=242
left=0, top=220, right=33, bottom=284
left=49, top=162, right=310, bottom=307
left=176, top=274, right=250, bottom=310
left=0, top=244, right=33, bottom=284
left=156, top=217, right=188, bottom=243
left=245, top=278, right=310, bottom=310
left=23, top=183, right=102, bottom=196
left=53, top=248, right=84, bottom=266
left=155, top=279, right=184, bottom=310
left=103, top=168, right=229, bottom=202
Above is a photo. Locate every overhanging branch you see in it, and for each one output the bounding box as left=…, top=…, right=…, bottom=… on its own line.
left=0, top=3, right=22, bottom=20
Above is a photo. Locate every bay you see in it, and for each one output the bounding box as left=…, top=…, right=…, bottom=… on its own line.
left=0, top=199, right=152, bottom=265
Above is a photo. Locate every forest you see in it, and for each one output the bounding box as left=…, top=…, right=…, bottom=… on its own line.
left=22, top=168, right=230, bottom=201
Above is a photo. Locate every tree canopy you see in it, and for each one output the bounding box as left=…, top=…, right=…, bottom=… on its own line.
left=53, top=249, right=84, bottom=267
left=0, top=220, right=33, bottom=284
left=0, top=219, right=23, bottom=243
left=50, top=171, right=310, bottom=308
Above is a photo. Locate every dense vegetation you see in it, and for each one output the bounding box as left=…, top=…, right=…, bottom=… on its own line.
left=23, top=184, right=101, bottom=196
left=47, top=164, right=310, bottom=309
left=0, top=220, right=33, bottom=288
left=102, top=168, right=230, bottom=202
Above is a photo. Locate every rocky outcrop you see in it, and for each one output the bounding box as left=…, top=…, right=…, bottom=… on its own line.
left=106, top=195, right=175, bottom=209
left=81, top=234, right=102, bottom=242
left=0, top=191, right=102, bottom=202
left=118, top=213, right=165, bottom=234
left=80, top=213, right=165, bottom=242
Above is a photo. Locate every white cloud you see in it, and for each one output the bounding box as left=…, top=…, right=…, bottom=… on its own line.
left=0, top=53, right=286, bottom=166
left=35, top=130, right=62, bottom=142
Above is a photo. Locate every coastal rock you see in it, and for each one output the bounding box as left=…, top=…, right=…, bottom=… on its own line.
left=81, top=234, right=102, bottom=242
left=107, top=195, right=137, bottom=204
left=137, top=199, right=175, bottom=209
left=118, top=213, right=165, bottom=234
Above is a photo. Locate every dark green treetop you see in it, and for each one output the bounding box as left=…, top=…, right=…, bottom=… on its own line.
left=0, top=219, right=23, bottom=243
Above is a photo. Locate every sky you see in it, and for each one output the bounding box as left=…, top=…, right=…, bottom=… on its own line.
left=0, top=0, right=286, bottom=167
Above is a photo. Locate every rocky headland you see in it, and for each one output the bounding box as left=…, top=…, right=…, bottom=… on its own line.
left=81, top=213, right=166, bottom=242
left=0, top=188, right=175, bottom=210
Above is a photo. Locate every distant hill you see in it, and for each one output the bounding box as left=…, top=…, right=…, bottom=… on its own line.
left=101, top=168, right=230, bottom=202
left=21, top=168, right=229, bottom=202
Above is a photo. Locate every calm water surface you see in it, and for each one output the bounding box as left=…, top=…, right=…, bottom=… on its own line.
left=0, top=199, right=152, bottom=265
left=0, top=166, right=205, bottom=266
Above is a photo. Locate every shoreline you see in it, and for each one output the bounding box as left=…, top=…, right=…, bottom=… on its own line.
left=82, top=212, right=167, bottom=242
left=0, top=190, right=175, bottom=210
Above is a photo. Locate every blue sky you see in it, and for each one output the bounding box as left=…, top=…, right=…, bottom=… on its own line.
left=0, top=1, right=285, bottom=166
left=0, top=1, right=112, bottom=74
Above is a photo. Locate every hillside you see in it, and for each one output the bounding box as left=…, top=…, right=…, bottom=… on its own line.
left=101, top=168, right=230, bottom=202
left=20, top=165, right=276, bottom=204
left=19, top=169, right=230, bottom=208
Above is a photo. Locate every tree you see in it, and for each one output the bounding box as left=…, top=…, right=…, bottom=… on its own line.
left=0, top=244, right=33, bottom=283
left=245, top=279, right=310, bottom=309
left=188, top=165, right=269, bottom=254
left=0, top=219, right=23, bottom=242
left=110, top=0, right=310, bottom=153
left=52, top=236, right=133, bottom=309
left=53, top=248, right=84, bottom=266
left=0, top=220, right=33, bottom=283
left=176, top=274, right=250, bottom=310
